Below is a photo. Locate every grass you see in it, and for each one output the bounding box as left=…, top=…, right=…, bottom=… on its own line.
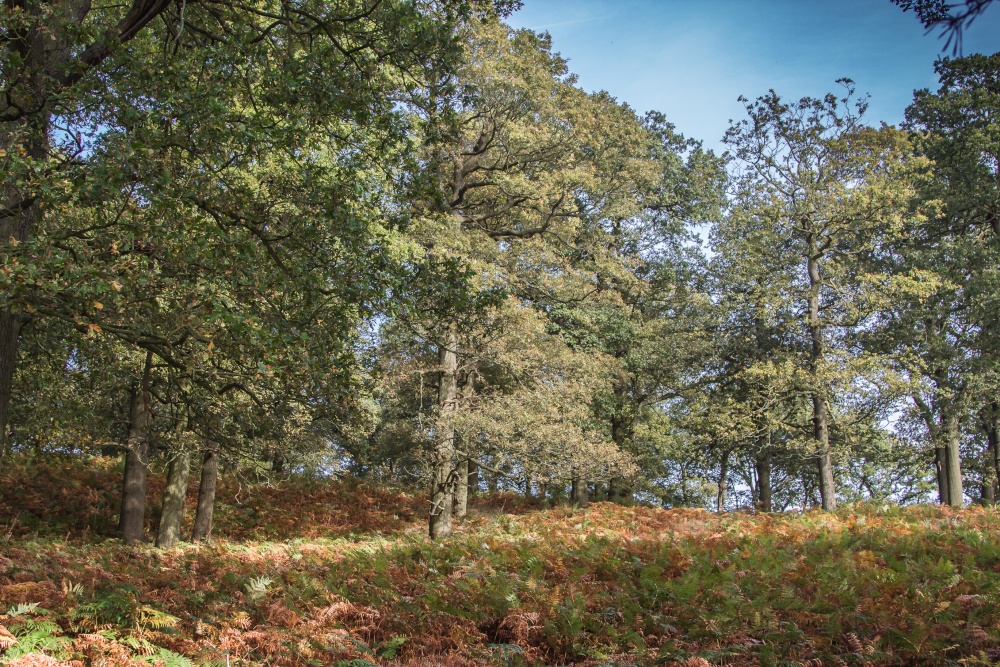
left=0, top=455, right=999, bottom=665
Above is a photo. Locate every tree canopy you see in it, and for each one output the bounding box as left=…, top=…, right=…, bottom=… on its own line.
left=1, top=0, right=1000, bottom=551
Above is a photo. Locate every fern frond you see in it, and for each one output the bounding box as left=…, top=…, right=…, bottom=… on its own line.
left=137, top=607, right=180, bottom=631
left=4, top=603, right=41, bottom=618
left=245, top=576, right=274, bottom=599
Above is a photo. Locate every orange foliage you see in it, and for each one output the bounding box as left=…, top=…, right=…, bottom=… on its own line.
left=0, top=457, right=999, bottom=665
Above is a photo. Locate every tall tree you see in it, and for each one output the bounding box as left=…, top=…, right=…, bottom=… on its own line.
left=0, top=0, right=506, bottom=494
left=397, top=19, right=664, bottom=537
left=888, top=53, right=1000, bottom=505
left=723, top=82, right=923, bottom=510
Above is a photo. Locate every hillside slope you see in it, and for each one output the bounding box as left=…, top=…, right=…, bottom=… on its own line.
left=0, top=456, right=999, bottom=666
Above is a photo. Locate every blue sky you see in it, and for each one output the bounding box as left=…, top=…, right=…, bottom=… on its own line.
left=508, top=0, right=1000, bottom=153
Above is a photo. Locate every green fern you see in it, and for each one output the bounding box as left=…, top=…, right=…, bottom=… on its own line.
left=2, top=619, right=72, bottom=662
left=245, top=575, right=274, bottom=600
left=377, top=635, right=406, bottom=659
left=4, top=603, right=45, bottom=617
left=72, top=584, right=179, bottom=632
left=136, top=606, right=180, bottom=632
left=486, top=643, right=525, bottom=665
left=141, top=647, right=196, bottom=667
left=121, top=634, right=156, bottom=655
left=72, top=584, right=141, bottom=629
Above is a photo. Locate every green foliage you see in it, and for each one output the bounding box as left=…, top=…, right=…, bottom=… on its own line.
left=73, top=583, right=180, bottom=632
left=4, top=604, right=43, bottom=618
left=2, top=9, right=1000, bottom=667
left=140, top=647, right=196, bottom=667
left=3, top=618, right=73, bottom=661
left=245, top=575, right=274, bottom=600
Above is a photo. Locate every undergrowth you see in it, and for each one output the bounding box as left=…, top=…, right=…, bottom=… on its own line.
left=0, top=456, right=999, bottom=666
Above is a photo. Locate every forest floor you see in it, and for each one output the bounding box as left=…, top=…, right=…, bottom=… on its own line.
left=0, top=456, right=999, bottom=666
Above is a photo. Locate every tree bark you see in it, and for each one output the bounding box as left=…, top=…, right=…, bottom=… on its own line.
left=814, top=394, right=836, bottom=511
left=607, top=414, right=632, bottom=504
left=944, top=409, right=963, bottom=506
left=993, top=440, right=1000, bottom=504
left=802, top=471, right=812, bottom=511
left=429, top=323, right=458, bottom=539
left=156, top=450, right=190, bottom=548
left=716, top=449, right=729, bottom=513
left=755, top=453, right=772, bottom=512
left=935, top=446, right=950, bottom=504
left=0, top=311, right=21, bottom=475
left=607, top=477, right=624, bottom=503
left=986, top=413, right=1000, bottom=504
left=191, top=447, right=219, bottom=542
left=807, top=248, right=836, bottom=511
left=0, top=113, right=48, bottom=476
left=570, top=474, right=589, bottom=507
left=119, top=351, right=154, bottom=543
left=467, top=461, right=479, bottom=497
left=454, top=457, right=469, bottom=519
left=155, top=403, right=191, bottom=548
left=680, top=465, right=688, bottom=506
left=915, top=389, right=949, bottom=504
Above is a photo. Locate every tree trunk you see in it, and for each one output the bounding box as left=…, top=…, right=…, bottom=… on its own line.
left=755, top=453, right=772, bottom=512
left=429, top=323, right=458, bottom=539
left=607, top=477, right=622, bottom=503
left=802, top=471, right=812, bottom=511
left=993, top=446, right=1000, bottom=504
left=156, top=450, right=190, bottom=548
left=191, top=447, right=219, bottom=542
left=467, top=461, right=479, bottom=497
left=807, top=244, right=836, bottom=511
left=119, top=352, right=154, bottom=544
left=0, top=311, right=20, bottom=475
left=716, top=449, right=729, bottom=513
left=454, top=458, right=469, bottom=519
left=571, top=474, right=589, bottom=507
left=932, top=446, right=948, bottom=503
left=987, top=414, right=1000, bottom=504
left=944, top=410, right=963, bottom=506
left=680, top=465, right=688, bottom=506
left=916, top=388, right=949, bottom=505
left=0, top=113, right=48, bottom=476
left=815, top=395, right=836, bottom=511
left=607, top=414, right=632, bottom=504
left=156, top=404, right=190, bottom=548
left=994, top=421, right=1000, bottom=502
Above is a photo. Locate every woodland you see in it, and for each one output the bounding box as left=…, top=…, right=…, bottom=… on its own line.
left=1, top=0, right=1000, bottom=664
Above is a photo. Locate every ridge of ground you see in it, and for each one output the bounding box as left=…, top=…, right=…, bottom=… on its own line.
left=0, top=455, right=998, bottom=666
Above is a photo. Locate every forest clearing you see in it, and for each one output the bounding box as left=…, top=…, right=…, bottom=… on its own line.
left=1, top=457, right=1000, bottom=666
